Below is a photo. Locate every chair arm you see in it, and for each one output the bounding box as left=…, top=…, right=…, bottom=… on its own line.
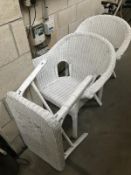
left=16, top=59, right=47, bottom=96
left=55, top=75, right=93, bottom=122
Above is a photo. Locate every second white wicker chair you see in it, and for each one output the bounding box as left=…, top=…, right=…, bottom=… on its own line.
left=33, top=33, right=116, bottom=138
left=76, top=15, right=131, bottom=60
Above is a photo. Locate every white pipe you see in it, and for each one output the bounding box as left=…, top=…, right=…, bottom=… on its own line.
left=43, top=0, right=49, bottom=20
left=114, top=0, right=124, bottom=15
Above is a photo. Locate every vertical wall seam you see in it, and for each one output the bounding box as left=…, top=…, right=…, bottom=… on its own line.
left=9, top=22, right=20, bottom=56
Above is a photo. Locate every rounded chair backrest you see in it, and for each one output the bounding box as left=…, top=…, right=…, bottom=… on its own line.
left=76, top=15, right=131, bottom=60
left=34, top=33, right=116, bottom=89
left=6, top=92, right=65, bottom=171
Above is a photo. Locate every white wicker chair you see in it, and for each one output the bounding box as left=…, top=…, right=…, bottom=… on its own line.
left=33, top=33, right=116, bottom=138
left=6, top=60, right=93, bottom=171
left=76, top=15, right=131, bottom=61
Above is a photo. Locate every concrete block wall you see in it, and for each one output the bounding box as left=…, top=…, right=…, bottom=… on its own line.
left=21, top=0, right=104, bottom=47
left=0, top=0, right=33, bottom=153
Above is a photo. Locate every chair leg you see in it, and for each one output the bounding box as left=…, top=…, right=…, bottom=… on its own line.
left=94, top=94, right=102, bottom=106
left=72, top=114, right=78, bottom=139
left=64, top=133, right=88, bottom=159
left=98, top=87, right=103, bottom=101
left=112, top=71, right=117, bottom=79
left=94, top=87, right=103, bottom=106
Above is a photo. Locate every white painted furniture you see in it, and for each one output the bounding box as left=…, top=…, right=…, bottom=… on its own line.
left=33, top=33, right=116, bottom=138
left=6, top=60, right=93, bottom=171
left=76, top=15, right=131, bottom=60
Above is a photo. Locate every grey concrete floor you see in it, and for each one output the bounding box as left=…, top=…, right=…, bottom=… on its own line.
left=18, top=33, right=131, bottom=175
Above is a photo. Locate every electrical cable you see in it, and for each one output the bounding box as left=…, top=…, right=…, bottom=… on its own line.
left=28, top=7, right=32, bottom=38
left=32, top=3, right=36, bottom=26
left=27, top=3, right=36, bottom=38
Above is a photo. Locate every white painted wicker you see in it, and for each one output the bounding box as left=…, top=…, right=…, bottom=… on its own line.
left=6, top=61, right=93, bottom=171
left=6, top=91, right=65, bottom=171
left=33, top=33, right=116, bottom=138
left=76, top=15, right=131, bottom=60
